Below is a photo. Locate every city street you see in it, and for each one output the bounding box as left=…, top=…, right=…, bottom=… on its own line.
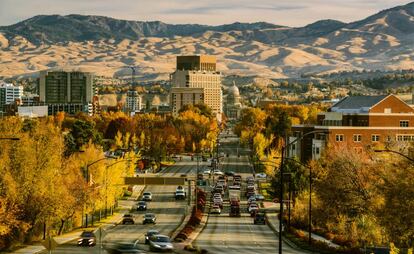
left=194, top=131, right=307, bottom=254
left=41, top=157, right=206, bottom=254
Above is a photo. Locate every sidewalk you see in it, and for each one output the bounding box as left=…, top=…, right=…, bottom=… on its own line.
left=263, top=202, right=339, bottom=249
left=12, top=185, right=145, bottom=254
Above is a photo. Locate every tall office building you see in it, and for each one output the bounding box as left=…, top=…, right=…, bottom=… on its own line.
left=125, top=90, right=142, bottom=115
left=0, top=83, right=23, bottom=104
left=0, top=83, right=23, bottom=113
left=39, top=70, right=96, bottom=115
left=170, top=55, right=223, bottom=121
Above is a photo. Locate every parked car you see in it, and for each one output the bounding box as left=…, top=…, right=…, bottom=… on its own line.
left=148, top=235, right=174, bottom=252
left=78, top=231, right=96, bottom=246
left=143, top=213, right=156, bottom=224
left=210, top=205, right=221, bottom=214
left=145, top=230, right=160, bottom=244
left=203, top=169, right=211, bottom=174
left=142, top=192, right=152, bottom=201
left=122, top=214, right=135, bottom=225
left=137, top=201, right=147, bottom=211
left=176, top=186, right=184, bottom=192
left=254, top=213, right=266, bottom=225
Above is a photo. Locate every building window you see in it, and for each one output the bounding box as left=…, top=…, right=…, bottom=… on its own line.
left=400, top=120, right=409, bottom=127
left=335, top=134, right=344, bottom=142
left=353, top=134, right=362, bottom=142
left=384, top=108, right=392, bottom=113
left=386, top=136, right=392, bottom=142
left=372, top=135, right=380, bottom=142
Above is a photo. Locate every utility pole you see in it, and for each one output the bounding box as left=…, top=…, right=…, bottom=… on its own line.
left=279, top=144, right=285, bottom=254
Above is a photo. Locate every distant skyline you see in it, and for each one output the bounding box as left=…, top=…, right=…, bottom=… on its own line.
left=0, top=0, right=412, bottom=27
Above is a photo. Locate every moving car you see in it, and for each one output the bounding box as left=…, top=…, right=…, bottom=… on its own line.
left=105, top=240, right=144, bottom=254
left=176, top=186, right=184, bottom=192
left=145, top=230, right=160, bottom=244
left=256, top=173, right=267, bottom=179
left=213, top=170, right=223, bottom=175
left=203, top=169, right=211, bottom=174
left=143, top=213, right=156, bottom=224
left=136, top=201, right=147, bottom=211
left=175, top=190, right=186, bottom=200
left=78, top=231, right=96, bottom=246
left=210, top=205, right=221, bottom=214
left=255, top=194, right=265, bottom=201
left=142, top=192, right=152, bottom=201
left=254, top=212, right=266, bottom=225
left=225, top=171, right=235, bottom=176
left=148, top=235, right=174, bottom=252
left=122, top=214, right=134, bottom=225
left=248, top=204, right=259, bottom=214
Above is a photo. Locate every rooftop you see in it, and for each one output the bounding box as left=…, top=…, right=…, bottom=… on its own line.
left=330, top=95, right=388, bottom=113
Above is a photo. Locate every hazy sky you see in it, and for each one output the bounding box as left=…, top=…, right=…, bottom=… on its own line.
left=0, top=0, right=412, bottom=27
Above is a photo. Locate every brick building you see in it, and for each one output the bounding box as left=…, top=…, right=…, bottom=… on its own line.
left=289, top=94, right=414, bottom=162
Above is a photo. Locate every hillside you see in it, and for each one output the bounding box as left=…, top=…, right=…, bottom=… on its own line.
left=0, top=2, right=413, bottom=80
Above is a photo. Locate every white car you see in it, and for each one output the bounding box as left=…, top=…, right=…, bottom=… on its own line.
left=203, top=169, right=211, bottom=174
left=148, top=235, right=174, bottom=252
left=213, top=170, right=223, bottom=175
left=213, top=197, right=223, bottom=203
left=248, top=204, right=259, bottom=213
left=210, top=205, right=221, bottom=214
left=256, top=173, right=267, bottom=179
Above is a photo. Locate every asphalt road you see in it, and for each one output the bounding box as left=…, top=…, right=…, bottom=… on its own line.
left=194, top=131, right=305, bottom=254
left=45, top=157, right=205, bottom=254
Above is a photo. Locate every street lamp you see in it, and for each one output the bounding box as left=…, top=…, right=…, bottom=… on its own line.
left=104, top=159, right=133, bottom=217
left=282, top=157, right=313, bottom=245
left=374, top=149, right=414, bottom=163
left=278, top=130, right=328, bottom=254
left=82, top=155, right=117, bottom=227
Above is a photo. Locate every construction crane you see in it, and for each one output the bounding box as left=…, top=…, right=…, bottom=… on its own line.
left=121, top=66, right=138, bottom=87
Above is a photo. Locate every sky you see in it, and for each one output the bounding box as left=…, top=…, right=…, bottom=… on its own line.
left=0, top=0, right=412, bottom=27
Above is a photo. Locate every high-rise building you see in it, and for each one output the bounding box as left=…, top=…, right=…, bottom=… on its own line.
left=125, top=90, right=142, bottom=115
left=39, top=70, right=97, bottom=115
left=170, top=55, right=223, bottom=121
left=0, top=83, right=23, bottom=113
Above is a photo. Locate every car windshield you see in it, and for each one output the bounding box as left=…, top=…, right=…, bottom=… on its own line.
left=143, top=192, right=151, bottom=195
left=145, top=214, right=154, bottom=218
left=81, top=232, right=94, bottom=237
left=147, top=230, right=159, bottom=236
left=154, top=236, right=170, bottom=243
left=124, top=214, right=132, bottom=217
left=139, top=201, right=146, bottom=205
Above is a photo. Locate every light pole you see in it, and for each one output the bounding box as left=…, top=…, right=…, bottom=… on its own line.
left=82, top=155, right=117, bottom=227
left=104, top=159, right=133, bottom=217
left=278, top=130, right=328, bottom=253
left=374, top=149, right=414, bottom=163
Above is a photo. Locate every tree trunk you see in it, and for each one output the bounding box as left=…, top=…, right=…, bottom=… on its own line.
left=58, top=219, right=65, bottom=235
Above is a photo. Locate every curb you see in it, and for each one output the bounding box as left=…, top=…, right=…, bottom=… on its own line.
left=264, top=213, right=314, bottom=254
left=11, top=185, right=145, bottom=254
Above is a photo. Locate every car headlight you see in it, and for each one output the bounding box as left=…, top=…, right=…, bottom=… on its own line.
left=88, top=239, right=94, bottom=242
left=153, top=244, right=161, bottom=248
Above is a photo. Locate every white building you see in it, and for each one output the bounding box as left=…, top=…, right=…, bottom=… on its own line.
left=0, top=83, right=23, bottom=105
left=170, top=55, right=223, bottom=121
left=126, top=90, right=142, bottom=114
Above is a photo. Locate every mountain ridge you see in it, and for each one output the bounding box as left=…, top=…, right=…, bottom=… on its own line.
left=0, top=2, right=414, bottom=79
